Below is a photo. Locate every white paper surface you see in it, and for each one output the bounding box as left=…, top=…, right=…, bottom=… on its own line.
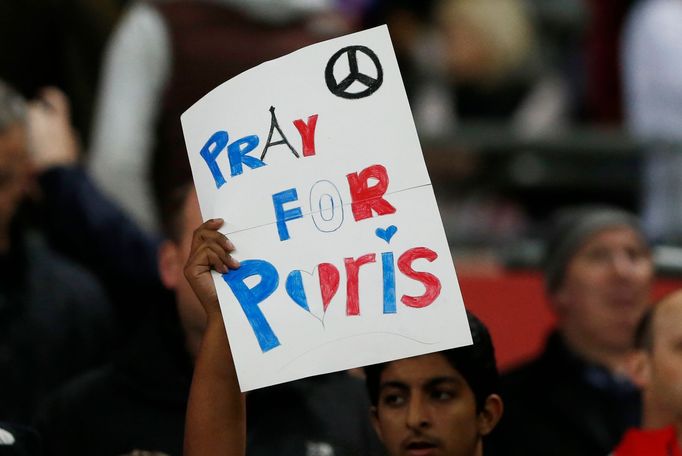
left=181, top=25, right=471, bottom=391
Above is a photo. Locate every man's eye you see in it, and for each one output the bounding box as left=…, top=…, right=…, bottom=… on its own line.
left=382, top=394, right=406, bottom=407
left=431, top=390, right=454, bottom=401
left=627, top=247, right=650, bottom=262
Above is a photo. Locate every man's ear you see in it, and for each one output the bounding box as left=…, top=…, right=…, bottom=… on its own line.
left=477, top=394, right=504, bottom=436
left=370, top=406, right=383, bottom=443
left=628, top=350, right=652, bottom=389
left=158, top=240, right=180, bottom=290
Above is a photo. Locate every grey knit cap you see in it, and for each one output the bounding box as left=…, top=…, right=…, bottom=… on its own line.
left=544, top=206, right=646, bottom=293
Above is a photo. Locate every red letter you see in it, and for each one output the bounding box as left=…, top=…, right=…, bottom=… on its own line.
left=318, top=262, right=339, bottom=312
left=344, top=254, right=376, bottom=315
left=398, top=247, right=441, bottom=308
left=293, top=114, right=318, bottom=157
left=346, top=164, right=396, bottom=221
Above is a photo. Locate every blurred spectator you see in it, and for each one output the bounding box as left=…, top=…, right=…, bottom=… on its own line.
left=399, top=0, right=569, bottom=138
left=0, top=80, right=112, bottom=425
left=524, top=0, right=586, bottom=121
left=622, top=0, right=682, bottom=243
left=368, top=0, right=457, bottom=137
left=438, top=0, right=569, bottom=135
left=612, top=290, right=682, bottom=455
left=87, top=0, right=347, bottom=233
left=439, top=0, right=534, bottom=116
left=491, top=206, right=653, bottom=455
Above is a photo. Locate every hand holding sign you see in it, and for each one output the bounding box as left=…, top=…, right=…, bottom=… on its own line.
left=184, top=218, right=240, bottom=317
left=182, top=26, right=470, bottom=391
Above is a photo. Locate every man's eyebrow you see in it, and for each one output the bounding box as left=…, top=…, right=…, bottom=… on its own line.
left=379, top=376, right=462, bottom=391
left=379, top=381, right=408, bottom=392
left=424, top=376, right=462, bottom=389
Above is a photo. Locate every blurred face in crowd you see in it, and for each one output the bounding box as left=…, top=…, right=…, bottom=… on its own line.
left=0, top=123, right=30, bottom=241
left=440, top=14, right=492, bottom=83
left=159, top=188, right=207, bottom=359
left=552, top=226, right=653, bottom=356
left=371, top=353, right=501, bottom=456
left=632, top=293, right=682, bottom=425
left=437, top=0, right=532, bottom=84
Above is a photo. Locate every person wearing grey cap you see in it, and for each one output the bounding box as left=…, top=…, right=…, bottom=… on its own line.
left=489, top=206, right=654, bottom=456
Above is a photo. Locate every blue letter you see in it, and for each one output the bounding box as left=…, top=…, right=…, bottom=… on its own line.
left=382, top=252, right=396, bottom=314
left=272, top=188, right=303, bottom=241
left=222, top=259, right=280, bottom=352
left=228, top=135, right=264, bottom=177
left=200, top=131, right=229, bottom=188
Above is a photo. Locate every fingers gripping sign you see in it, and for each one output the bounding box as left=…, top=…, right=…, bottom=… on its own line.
left=185, top=219, right=281, bottom=353
left=184, top=218, right=241, bottom=316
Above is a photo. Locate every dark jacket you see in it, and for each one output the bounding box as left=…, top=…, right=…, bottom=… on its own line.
left=36, top=293, right=190, bottom=456
left=38, top=166, right=161, bottom=337
left=37, top=295, right=382, bottom=456
left=0, top=224, right=112, bottom=425
left=489, top=331, right=640, bottom=456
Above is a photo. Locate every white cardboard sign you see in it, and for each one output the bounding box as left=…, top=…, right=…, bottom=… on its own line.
left=181, top=25, right=471, bottom=391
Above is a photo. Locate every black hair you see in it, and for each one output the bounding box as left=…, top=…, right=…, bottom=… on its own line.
left=158, top=182, right=194, bottom=242
left=364, top=311, right=499, bottom=412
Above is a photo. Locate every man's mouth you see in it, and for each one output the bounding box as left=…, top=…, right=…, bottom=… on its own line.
left=404, top=440, right=439, bottom=455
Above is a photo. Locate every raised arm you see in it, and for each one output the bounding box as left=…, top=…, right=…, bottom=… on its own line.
left=28, top=87, right=160, bottom=291
left=183, top=218, right=244, bottom=456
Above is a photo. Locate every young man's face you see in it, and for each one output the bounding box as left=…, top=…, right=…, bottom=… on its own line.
left=158, top=189, right=207, bottom=359
left=553, top=226, right=653, bottom=354
left=371, top=353, right=498, bottom=456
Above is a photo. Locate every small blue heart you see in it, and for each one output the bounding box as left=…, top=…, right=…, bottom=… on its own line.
left=375, top=225, right=398, bottom=244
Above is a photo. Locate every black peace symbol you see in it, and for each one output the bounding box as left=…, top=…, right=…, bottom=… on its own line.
left=325, top=45, right=384, bottom=99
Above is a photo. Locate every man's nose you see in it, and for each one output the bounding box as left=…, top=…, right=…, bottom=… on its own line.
left=406, top=394, right=431, bottom=430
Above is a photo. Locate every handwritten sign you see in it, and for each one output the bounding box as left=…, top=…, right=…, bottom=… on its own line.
left=182, top=26, right=471, bottom=391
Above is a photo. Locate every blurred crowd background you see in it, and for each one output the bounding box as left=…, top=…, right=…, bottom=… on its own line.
left=4, top=0, right=682, bottom=261
left=2, top=0, right=682, bottom=367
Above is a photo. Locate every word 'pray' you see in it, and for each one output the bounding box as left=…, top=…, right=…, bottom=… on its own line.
left=200, top=106, right=318, bottom=188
